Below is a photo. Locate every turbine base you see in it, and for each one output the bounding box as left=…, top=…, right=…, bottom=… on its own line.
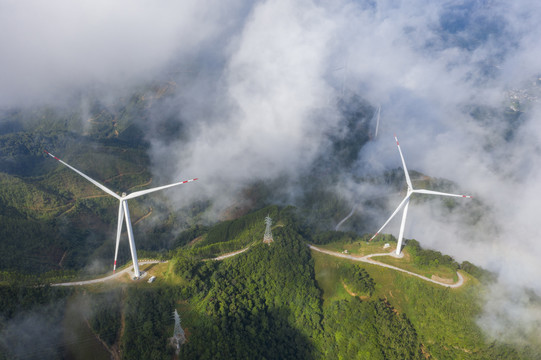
left=128, top=270, right=147, bottom=281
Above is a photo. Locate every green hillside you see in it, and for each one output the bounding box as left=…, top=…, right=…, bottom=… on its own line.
left=0, top=90, right=197, bottom=276
left=0, top=140, right=157, bottom=275
left=1, top=207, right=539, bottom=359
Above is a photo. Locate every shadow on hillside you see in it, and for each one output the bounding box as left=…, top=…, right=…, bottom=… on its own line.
left=179, top=306, right=316, bottom=360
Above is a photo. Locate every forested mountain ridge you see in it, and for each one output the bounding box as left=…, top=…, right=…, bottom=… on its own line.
left=0, top=205, right=539, bottom=359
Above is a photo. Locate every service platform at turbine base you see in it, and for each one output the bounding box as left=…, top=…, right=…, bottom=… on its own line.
left=128, top=270, right=148, bottom=281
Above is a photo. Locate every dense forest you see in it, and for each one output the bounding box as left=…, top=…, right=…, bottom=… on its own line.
left=124, top=221, right=428, bottom=360
left=0, top=206, right=540, bottom=359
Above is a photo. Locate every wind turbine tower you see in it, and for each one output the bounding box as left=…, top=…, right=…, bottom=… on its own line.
left=45, top=150, right=197, bottom=278
left=370, top=136, right=472, bottom=255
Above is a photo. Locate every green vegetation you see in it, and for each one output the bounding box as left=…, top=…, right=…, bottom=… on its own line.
left=322, top=298, right=422, bottom=360
left=0, top=138, right=152, bottom=275
left=179, top=227, right=322, bottom=359
left=0, top=284, right=72, bottom=320
left=373, top=249, right=458, bottom=280
left=313, top=235, right=495, bottom=284
left=121, top=287, right=177, bottom=359
left=173, top=223, right=422, bottom=360
left=407, top=239, right=459, bottom=271
left=312, top=243, right=539, bottom=360
left=184, top=205, right=285, bottom=258
left=88, top=289, right=123, bottom=347
left=460, top=260, right=497, bottom=283
left=1, top=207, right=539, bottom=359
left=313, top=251, right=424, bottom=359
left=310, top=230, right=360, bottom=245
left=340, top=265, right=375, bottom=297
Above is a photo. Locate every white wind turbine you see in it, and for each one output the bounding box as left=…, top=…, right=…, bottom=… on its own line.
left=45, top=150, right=197, bottom=278
left=370, top=136, right=472, bottom=255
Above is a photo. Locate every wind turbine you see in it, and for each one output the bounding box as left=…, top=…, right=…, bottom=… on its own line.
left=374, top=105, right=381, bottom=138
left=370, top=136, right=472, bottom=255
left=45, top=150, right=197, bottom=278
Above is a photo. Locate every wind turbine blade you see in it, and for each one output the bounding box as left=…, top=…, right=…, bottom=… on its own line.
left=413, top=189, right=473, bottom=198
left=44, top=150, right=121, bottom=200
left=113, top=201, right=124, bottom=273
left=394, top=136, right=413, bottom=191
left=396, top=198, right=410, bottom=255
left=374, top=105, right=381, bottom=138
left=124, top=178, right=198, bottom=200
left=370, top=194, right=411, bottom=241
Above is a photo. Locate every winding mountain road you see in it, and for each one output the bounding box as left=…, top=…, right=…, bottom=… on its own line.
left=52, top=243, right=463, bottom=288
left=210, top=247, right=250, bottom=260
left=51, top=248, right=252, bottom=286
left=308, top=245, right=464, bottom=288
left=51, top=260, right=162, bottom=286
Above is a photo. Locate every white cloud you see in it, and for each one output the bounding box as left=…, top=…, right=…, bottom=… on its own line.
left=4, top=0, right=541, bottom=343
left=0, top=0, right=237, bottom=106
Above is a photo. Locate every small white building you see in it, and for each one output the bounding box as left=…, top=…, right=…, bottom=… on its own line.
left=148, top=276, right=156, bottom=283
left=383, top=243, right=390, bottom=249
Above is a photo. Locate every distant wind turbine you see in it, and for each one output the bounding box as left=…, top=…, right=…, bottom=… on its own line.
left=45, top=150, right=197, bottom=278
left=374, top=105, right=381, bottom=138
left=370, top=136, right=472, bottom=255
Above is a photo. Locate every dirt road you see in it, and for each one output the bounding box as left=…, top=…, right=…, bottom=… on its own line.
left=308, top=245, right=464, bottom=288
left=51, top=260, right=161, bottom=286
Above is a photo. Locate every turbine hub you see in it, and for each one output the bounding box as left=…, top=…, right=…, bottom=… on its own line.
left=122, top=192, right=127, bottom=197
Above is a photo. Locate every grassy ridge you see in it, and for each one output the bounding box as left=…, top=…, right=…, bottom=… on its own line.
left=185, top=205, right=283, bottom=258
left=312, top=245, right=538, bottom=359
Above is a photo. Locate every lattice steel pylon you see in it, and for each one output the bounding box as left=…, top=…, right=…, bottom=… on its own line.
left=172, top=309, right=186, bottom=354
left=263, top=215, right=273, bottom=244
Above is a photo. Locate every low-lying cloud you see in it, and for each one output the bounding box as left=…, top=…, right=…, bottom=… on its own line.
left=3, top=0, right=541, bottom=344
left=0, top=0, right=242, bottom=107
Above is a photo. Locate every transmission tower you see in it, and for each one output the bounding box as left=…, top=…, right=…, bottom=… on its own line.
left=263, top=215, right=273, bottom=244
left=171, top=309, right=186, bottom=354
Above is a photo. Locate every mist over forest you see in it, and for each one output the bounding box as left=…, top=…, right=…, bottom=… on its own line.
left=1, top=0, right=541, bottom=349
